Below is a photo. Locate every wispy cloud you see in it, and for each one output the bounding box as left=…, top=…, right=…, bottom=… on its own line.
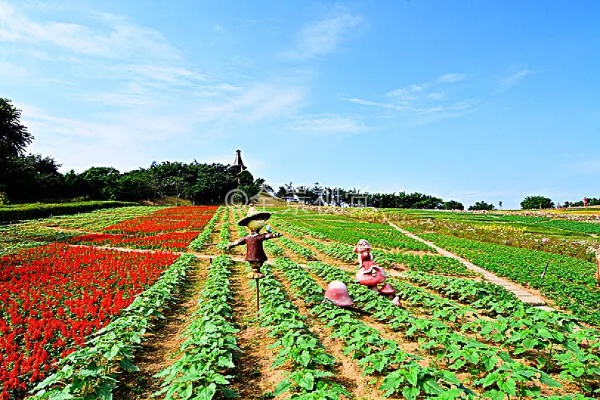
left=289, top=114, right=367, bottom=136
left=347, top=72, right=480, bottom=122
left=499, top=69, right=530, bottom=91
left=192, top=83, right=305, bottom=123
left=0, top=2, right=180, bottom=61
left=437, top=73, right=467, bottom=83
left=284, top=12, right=363, bottom=59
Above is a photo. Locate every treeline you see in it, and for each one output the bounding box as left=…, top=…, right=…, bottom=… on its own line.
left=1, top=158, right=262, bottom=205
left=276, top=184, right=464, bottom=210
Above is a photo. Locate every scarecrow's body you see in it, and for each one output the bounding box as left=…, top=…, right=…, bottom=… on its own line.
left=236, top=232, right=279, bottom=262
left=228, top=207, right=281, bottom=279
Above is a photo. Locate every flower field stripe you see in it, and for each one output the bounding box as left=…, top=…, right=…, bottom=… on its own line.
left=255, top=263, right=350, bottom=399
left=29, top=253, right=196, bottom=400
left=154, top=255, right=239, bottom=400
left=188, top=206, right=222, bottom=251
left=69, top=206, right=218, bottom=251
left=103, top=205, right=219, bottom=234
left=272, top=257, right=468, bottom=399
left=0, top=243, right=179, bottom=399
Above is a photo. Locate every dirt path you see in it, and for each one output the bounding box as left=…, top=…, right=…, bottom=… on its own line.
left=385, top=220, right=553, bottom=309
left=113, top=257, right=211, bottom=399
left=227, top=261, right=284, bottom=399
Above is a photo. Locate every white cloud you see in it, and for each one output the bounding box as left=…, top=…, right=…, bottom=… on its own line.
left=191, top=83, right=305, bottom=123
left=348, top=72, right=480, bottom=123
left=0, top=1, right=180, bottom=61
left=437, top=73, right=467, bottom=83
left=499, top=69, right=530, bottom=91
left=284, top=12, right=363, bottom=59
left=289, top=114, right=367, bottom=136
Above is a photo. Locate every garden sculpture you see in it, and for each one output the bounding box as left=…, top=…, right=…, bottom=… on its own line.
left=353, top=239, right=400, bottom=306
left=595, top=247, right=600, bottom=287
left=324, top=280, right=354, bottom=307
left=228, top=206, right=282, bottom=309
left=354, top=239, right=387, bottom=291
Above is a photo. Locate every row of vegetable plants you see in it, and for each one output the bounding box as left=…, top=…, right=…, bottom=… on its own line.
left=255, top=263, right=350, bottom=399
left=0, top=201, right=139, bottom=223
left=215, top=208, right=232, bottom=253
left=388, top=212, right=598, bottom=263
left=305, top=238, right=475, bottom=277
left=274, top=231, right=600, bottom=396
left=400, top=271, right=600, bottom=393
left=272, top=215, right=433, bottom=252
left=418, top=233, right=600, bottom=326
left=154, top=255, right=239, bottom=400
left=272, top=257, right=469, bottom=399
left=29, top=253, right=196, bottom=400
left=306, top=261, right=594, bottom=399
left=188, top=206, right=223, bottom=251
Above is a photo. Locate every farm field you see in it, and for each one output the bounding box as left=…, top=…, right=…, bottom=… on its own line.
left=1, top=205, right=599, bottom=399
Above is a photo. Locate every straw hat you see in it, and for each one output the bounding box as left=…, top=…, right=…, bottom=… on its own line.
left=237, top=206, right=272, bottom=226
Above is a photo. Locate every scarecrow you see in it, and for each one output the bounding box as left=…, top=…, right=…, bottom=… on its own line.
left=228, top=206, right=282, bottom=279
left=228, top=207, right=282, bottom=310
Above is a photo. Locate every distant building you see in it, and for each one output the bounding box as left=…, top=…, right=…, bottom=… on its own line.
left=233, top=149, right=247, bottom=173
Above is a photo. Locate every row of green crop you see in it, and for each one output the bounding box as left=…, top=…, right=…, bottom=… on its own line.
left=256, top=263, right=350, bottom=398
left=278, top=237, right=318, bottom=261
left=273, top=257, right=468, bottom=399
left=284, top=236, right=600, bottom=393
left=399, top=271, right=600, bottom=393
left=0, top=201, right=139, bottom=223
left=390, top=209, right=600, bottom=261
left=420, top=233, right=600, bottom=325
left=154, top=255, right=239, bottom=400
left=215, top=209, right=231, bottom=253
left=307, top=261, right=595, bottom=399
left=272, top=214, right=433, bottom=252
left=304, top=237, right=475, bottom=277
left=188, top=206, right=223, bottom=251
left=30, top=254, right=196, bottom=400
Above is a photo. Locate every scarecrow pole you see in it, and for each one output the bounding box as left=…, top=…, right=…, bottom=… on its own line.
left=255, top=278, right=260, bottom=310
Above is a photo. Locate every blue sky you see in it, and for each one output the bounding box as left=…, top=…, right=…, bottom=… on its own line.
left=1, top=0, right=598, bottom=209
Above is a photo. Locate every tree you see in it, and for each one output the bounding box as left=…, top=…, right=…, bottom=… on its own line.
left=520, top=195, right=554, bottom=210
left=468, top=201, right=495, bottom=211
left=0, top=98, right=33, bottom=159
left=443, top=200, right=464, bottom=210
left=79, top=167, right=121, bottom=200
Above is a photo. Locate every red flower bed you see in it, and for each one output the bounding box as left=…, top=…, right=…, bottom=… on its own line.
left=0, top=243, right=178, bottom=399
left=103, top=206, right=218, bottom=234
left=69, top=206, right=218, bottom=250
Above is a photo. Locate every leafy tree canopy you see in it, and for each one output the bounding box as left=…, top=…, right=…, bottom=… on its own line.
left=468, top=201, right=495, bottom=211
left=520, top=195, right=554, bottom=209
left=0, top=98, right=33, bottom=160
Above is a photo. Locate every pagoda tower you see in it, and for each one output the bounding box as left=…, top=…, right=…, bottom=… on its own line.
left=233, top=149, right=247, bottom=172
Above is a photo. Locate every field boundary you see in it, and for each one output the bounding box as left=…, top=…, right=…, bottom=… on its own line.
left=386, top=220, right=552, bottom=309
